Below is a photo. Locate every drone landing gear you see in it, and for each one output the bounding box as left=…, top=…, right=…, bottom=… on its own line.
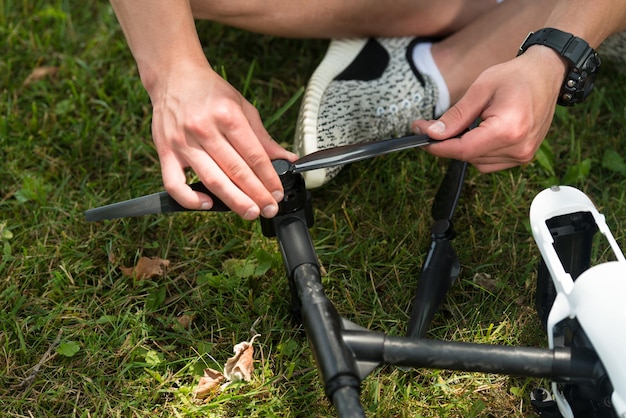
left=85, top=130, right=619, bottom=416
left=260, top=161, right=602, bottom=418
left=407, top=159, right=465, bottom=338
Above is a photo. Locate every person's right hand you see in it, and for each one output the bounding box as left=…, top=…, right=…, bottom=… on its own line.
left=413, top=46, right=566, bottom=173
left=148, top=62, right=298, bottom=220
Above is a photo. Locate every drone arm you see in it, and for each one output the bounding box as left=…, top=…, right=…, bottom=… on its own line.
left=271, top=206, right=364, bottom=418
left=342, top=332, right=599, bottom=380
left=292, top=263, right=364, bottom=418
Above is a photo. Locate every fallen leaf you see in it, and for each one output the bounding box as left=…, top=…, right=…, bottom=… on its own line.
left=57, top=341, right=80, bottom=357
left=23, top=66, right=59, bottom=86
left=223, top=334, right=260, bottom=383
left=473, top=272, right=498, bottom=292
left=193, top=368, right=225, bottom=399
left=120, top=256, right=169, bottom=280
left=174, top=313, right=196, bottom=330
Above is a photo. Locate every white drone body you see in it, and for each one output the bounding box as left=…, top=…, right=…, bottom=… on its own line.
left=530, top=186, right=626, bottom=418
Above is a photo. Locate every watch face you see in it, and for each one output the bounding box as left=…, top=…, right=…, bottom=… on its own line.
left=582, top=54, right=601, bottom=74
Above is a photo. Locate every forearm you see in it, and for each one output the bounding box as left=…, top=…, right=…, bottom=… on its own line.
left=545, top=0, right=626, bottom=47
left=109, top=0, right=209, bottom=96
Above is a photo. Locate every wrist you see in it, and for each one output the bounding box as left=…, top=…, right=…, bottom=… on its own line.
left=518, top=28, right=601, bottom=106
left=139, top=56, right=211, bottom=100
left=519, top=46, right=568, bottom=96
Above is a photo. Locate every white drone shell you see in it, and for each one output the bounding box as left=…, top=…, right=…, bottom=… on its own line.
left=530, top=186, right=626, bottom=418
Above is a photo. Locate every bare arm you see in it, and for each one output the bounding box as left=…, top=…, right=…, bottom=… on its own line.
left=109, top=0, right=206, bottom=92
left=545, top=0, right=626, bottom=47
left=416, top=0, right=626, bottom=172
left=109, top=0, right=297, bottom=220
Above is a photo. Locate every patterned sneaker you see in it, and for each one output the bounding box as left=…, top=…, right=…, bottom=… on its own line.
left=294, top=37, right=439, bottom=188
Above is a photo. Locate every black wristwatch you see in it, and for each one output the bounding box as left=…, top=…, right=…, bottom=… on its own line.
left=518, top=27, right=601, bottom=106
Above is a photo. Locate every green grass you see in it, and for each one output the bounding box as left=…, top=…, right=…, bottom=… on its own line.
left=3, top=1, right=626, bottom=416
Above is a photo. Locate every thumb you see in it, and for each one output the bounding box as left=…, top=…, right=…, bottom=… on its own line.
left=413, top=97, right=481, bottom=140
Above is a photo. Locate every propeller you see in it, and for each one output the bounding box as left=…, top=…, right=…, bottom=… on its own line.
left=85, top=133, right=435, bottom=222
left=406, top=159, right=467, bottom=339
left=292, top=132, right=433, bottom=173
left=84, top=180, right=230, bottom=222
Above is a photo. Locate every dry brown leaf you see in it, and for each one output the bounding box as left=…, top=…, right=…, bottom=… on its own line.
left=193, top=368, right=225, bottom=399
left=23, top=66, right=59, bottom=86
left=174, top=313, right=196, bottom=330
left=224, top=334, right=260, bottom=383
left=192, top=332, right=262, bottom=402
left=120, top=256, right=170, bottom=280
left=473, top=272, right=498, bottom=292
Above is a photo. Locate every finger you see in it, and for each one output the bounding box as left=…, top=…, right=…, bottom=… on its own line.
left=160, top=140, right=271, bottom=220
left=239, top=103, right=298, bottom=198
left=197, top=126, right=281, bottom=218
left=423, top=121, right=503, bottom=162
left=413, top=86, right=488, bottom=140
left=221, top=105, right=287, bottom=203
left=423, top=132, right=525, bottom=173
left=186, top=147, right=270, bottom=220
left=159, top=151, right=215, bottom=211
left=471, top=159, right=523, bottom=173
left=426, top=128, right=535, bottom=174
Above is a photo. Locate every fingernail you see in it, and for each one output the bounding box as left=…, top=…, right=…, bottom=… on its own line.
left=272, top=190, right=284, bottom=202
left=428, top=120, right=446, bottom=135
left=243, top=206, right=260, bottom=220
left=412, top=125, right=422, bottom=134
left=200, top=201, right=212, bottom=210
left=261, top=204, right=278, bottom=218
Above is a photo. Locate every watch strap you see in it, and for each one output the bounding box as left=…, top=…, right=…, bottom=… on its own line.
left=518, top=28, right=600, bottom=106
left=518, top=28, right=594, bottom=70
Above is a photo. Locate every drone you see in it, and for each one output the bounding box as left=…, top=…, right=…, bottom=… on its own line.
left=86, top=133, right=626, bottom=418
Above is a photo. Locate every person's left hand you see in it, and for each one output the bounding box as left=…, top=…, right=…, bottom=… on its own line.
left=413, top=46, right=567, bottom=172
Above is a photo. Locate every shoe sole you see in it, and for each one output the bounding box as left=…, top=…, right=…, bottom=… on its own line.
left=295, top=38, right=369, bottom=188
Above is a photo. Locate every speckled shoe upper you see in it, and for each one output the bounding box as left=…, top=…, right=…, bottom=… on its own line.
left=295, top=37, right=439, bottom=188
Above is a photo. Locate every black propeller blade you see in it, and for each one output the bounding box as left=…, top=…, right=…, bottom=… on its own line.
left=407, top=159, right=467, bottom=339
left=85, top=133, right=435, bottom=222
left=292, top=133, right=433, bottom=173
left=84, top=182, right=230, bottom=222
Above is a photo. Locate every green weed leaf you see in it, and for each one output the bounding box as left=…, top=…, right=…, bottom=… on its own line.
left=253, top=249, right=274, bottom=276
left=469, top=399, right=487, bottom=417
left=144, top=350, right=164, bottom=367
left=57, top=341, right=80, bottom=357
left=145, top=286, right=166, bottom=311
left=36, top=5, right=68, bottom=21
left=602, top=149, right=626, bottom=175
left=15, top=175, right=50, bottom=205
left=1, top=225, right=13, bottom=240
left=509, top=386, right=525, bottom=397
left=535, top=141, right=555, bottom=176
left=224, top=258, right=257, bottom=278
left=562, top=158, right=592, bottom=184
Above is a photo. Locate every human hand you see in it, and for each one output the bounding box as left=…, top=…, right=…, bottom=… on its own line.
left=148, top=63, right=298, bottom=220
left=413, top=47, right=567, bottom=173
